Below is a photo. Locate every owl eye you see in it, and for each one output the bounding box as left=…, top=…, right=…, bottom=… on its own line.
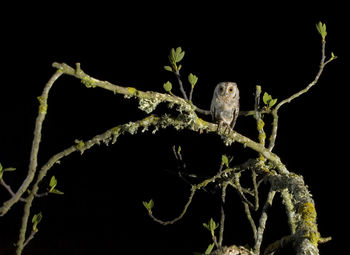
left=219, top=86, right=224, bottom=92
left=228, top=87, right=234, bottom=93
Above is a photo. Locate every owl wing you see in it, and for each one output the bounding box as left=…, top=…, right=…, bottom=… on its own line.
left=230, top=101, right=239, bottom=129
left=210, top=97, right=218, bottom=122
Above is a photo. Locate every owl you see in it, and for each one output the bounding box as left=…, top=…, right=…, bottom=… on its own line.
left=210, top=82, right=240, bottom=130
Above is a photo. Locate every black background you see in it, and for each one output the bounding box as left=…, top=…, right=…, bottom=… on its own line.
left=0, top=2, right=348, bottom=255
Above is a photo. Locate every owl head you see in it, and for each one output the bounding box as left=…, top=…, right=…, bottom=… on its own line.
left=214, top=82, right=239, bottom=100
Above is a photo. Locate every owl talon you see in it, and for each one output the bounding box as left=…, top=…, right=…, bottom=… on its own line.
left=217, top=122, right=232, bottom=135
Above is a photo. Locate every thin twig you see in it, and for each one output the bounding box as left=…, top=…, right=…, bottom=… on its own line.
left=194, top=106, right=211, bottom=115
left=251, top=170, right=259, bottom=211
left=253, top=187, right=276, bottom=254
left=175, top=70, right=188, bottom=100
left=218, top=182, right=228, bottom=247
left=23, top=230, right=37, bottom=248
left=148, top=187, right=196, bottom=225
left=233, top=173, right=254, bottom=209
left=243, top=201, right=257, bottom=241
left=189, top=86, right=194, bottom=102
left=0, top=179, right=26, bottom=202
left=230, top=175, right=257, bottom=241
left=268, top=40, right=330, bottom=151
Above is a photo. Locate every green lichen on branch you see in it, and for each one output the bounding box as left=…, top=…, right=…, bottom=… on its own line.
left=298, top=202, right=320, bottom=245
left=37, top=96, right=48, bottom=114
left=138, top=97, right=161, bottom=114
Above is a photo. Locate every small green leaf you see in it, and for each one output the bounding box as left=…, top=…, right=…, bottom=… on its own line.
left=4, top=167, right=16, bottom=172
left=177, top=51, right=185, bottom=63
left=170, top=48, right=176, bottom=62
left=49, top=176, right=57, bottom=189
left=209, top=218, right=217, bottom=233
left=316, top=21, right=327, bottom=41
left=49, top=176, right=63, bottom=194
left=0, top=163, right=16, bottom=179
left=143, top=199, right=154, bottom=212
left=174, top=47, right=185, bottom=62
left=32, top=212, right=43, bottom=232
left=204, top=243, right=215, bottom=255
left=262, top=92, right=277, bottom=108
left=170, top=47, right=185, bottom=63
left=50, top=188, right=64, bottom=195
left=330, top=52, right=337, bottom=61
left=177, top=145, right=182, bottom=156
left=221, top=155, right=229, bottom=167
left=263, top=92, right=271, bottom=105
left=164, top=65, right=173, bottom=72
left=175, top=47, right=182, bottom=56
left=163, top=81, right=173, bottom=93
left=203, top=222, right=210, bottom=231
left=203, top=218, right=218, bottom=237
left=188, top=73, right=199, bottom=88
left=269, top=98, right=278, bottom=107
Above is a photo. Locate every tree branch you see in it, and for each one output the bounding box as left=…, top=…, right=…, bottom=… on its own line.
left=253, top=187, right=276, bottom=254
left=218, top=182, right=228, bottom=248
left=0, top=179, right=26, bottom=202
left=51, top=62, right=290, bottom=176
left=0, top=70, right=63, bottom=217
left=268, top=40, right=331, bottom=151
left=9, top=61, right=326, bottom=255
left=175, top=70, right=189, bottom=100
left=147, top=186, right=196, bottom=225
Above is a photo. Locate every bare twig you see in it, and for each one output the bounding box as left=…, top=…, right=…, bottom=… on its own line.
left=268, top=40, right=331, bottom=151
left=218, top=182, right=228, bottom=247
left=194, top=106, right=211, bottom=115
left=0, top=70, right=63, bottom=217
left=189, top=85, right=194, bottom=102
left=147, top=187, right=196, bottom=225
left=175, top=70, right=188, bottom=100
left=23, top=230, right=37, bottom=248
left=253, top=187, right=276, bottom=254
left=251, top=170, right=259, bottom=211
left=0, top=179, right=26, bottom=202
left=230, top=175, right=257, bottom=241
left=233, top=173, right=254, bottom=209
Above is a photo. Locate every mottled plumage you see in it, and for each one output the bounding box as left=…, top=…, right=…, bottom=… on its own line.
left=210, top=82, right=240, bottom=130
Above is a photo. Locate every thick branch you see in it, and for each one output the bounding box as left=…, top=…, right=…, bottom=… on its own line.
left=267, top=172, right=322, bottom=254
left=51, top=62, right=289, bottom=175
